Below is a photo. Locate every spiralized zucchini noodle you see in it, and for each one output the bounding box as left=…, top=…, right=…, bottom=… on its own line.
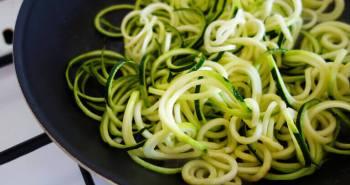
left=66, top=0, right=350, bottom=184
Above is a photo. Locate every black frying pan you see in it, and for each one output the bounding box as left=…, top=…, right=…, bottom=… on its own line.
left=13, top=0, right=350, bottom=185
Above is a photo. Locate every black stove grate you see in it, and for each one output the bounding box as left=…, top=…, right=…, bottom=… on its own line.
left=0, top=133, right=51, bottom=165
left=0, top=133, right=96, bottom=185
left=0, top=53, right=96, bottom=185
left=0, top=53, right=12, bottom=68
left=80, top=166, right=96, bottom=185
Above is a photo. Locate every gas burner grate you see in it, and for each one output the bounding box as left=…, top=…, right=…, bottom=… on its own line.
left=0, top=133, right=96, bottom=185
left=0, top=133, right=51, bottom=165
left=0, top=0, right=21, bottom=57
left=0, top=0, right=22, bottom=67
left=0, top=53, right=12, bottom=67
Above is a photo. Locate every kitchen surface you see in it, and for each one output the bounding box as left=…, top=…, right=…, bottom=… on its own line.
left=0, top=1, right=109, bottom=184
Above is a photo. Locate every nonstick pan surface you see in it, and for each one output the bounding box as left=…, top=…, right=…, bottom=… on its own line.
left=14, top=0, right=350, bottom=185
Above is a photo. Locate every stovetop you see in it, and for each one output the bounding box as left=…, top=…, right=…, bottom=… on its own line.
left=0, top=1, right=110, bottom=185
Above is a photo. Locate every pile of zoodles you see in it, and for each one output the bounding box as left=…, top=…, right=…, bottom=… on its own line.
left=66, top=0, right=350, bottom=184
